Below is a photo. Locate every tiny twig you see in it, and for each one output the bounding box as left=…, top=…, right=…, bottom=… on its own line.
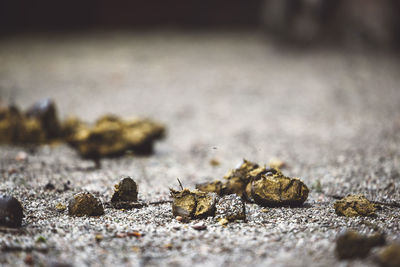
left=177, top=178, right=184, bottom=190
left=148, top=200, right=173, bottom=205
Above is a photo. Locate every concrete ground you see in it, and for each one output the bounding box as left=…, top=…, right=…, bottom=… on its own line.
left=0, top=31, right=400, bottom=266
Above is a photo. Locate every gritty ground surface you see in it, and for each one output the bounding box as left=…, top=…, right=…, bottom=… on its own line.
left=0, top=31, right=400, bottom=266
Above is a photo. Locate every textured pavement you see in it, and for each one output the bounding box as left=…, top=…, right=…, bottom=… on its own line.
left=0, top=31, right=400, bottom=266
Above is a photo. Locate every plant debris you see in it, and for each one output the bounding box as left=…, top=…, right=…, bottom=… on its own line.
left=68, top=192, right=104, bottom=217
left=66, top=115, right=165, bottom=159
left=55, top=203, right=66, bottom=212
left=196, top=159, right=309, bottom=206
left=335, top=230, right=385, bottom=259
left=0, top=105, right=45, bottom=144
left=215, top=194, right=246, bottom=223
left=378, top=244, right=400, bottom=267
left=209, top=158, right=220, bottom=166
left=25, top=98, right=61, bottom=140
left=196, top=180, right=224, bottom=196
left=334, top=195, right=376, bottom=217
left=170, top=189, right=217, bottom=221
left=0, top=100, right=165, bottom=162
left=0, top=195, right=23, bottom=228
left=110, top=177, right=143, bottom=209
left=251, top=173, right=309, bottom=207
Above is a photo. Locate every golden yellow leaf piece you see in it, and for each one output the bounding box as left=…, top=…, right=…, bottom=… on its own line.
left=170, top=189, right=217, bottom=221
left=333, top=194, right=376, bottom=217
left=251, top=173, right=309, bottom=207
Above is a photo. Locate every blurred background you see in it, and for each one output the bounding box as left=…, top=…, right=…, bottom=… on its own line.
left=1, top=0, right=400, bottom=170
left=1, top=0, right=400, bottom=47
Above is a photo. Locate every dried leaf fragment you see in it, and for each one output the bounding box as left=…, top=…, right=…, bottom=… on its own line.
left=334, top=195, right=376, bottom=217
left=251, top=174, right=309, bottom=207
left=170, top=189, right=217, bottom=221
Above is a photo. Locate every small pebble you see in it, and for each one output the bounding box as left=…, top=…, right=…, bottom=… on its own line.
left=192, top=222, right=207, bottom=231
left=15, top=151, right=28, bottom=161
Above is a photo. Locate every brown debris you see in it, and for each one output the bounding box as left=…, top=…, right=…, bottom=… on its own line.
left=0, top=105, right=45, bottom=144
left=378, top=244, right=400, bottom=267
left=251, top=173, right=309, bottom=207
left=334, top=195, right=376, bottom=217
left=25, top=98, right=61, bottom=139
left=66, top=115, right=165, bottom=159
left=110, top=177, right=142, bottom=209
left=55, top=203, right=66, bottom=212
left=195, top=180, right=223, bottom=196
left=170, top=189, right=217, bottom=221
left=68, top=192, right=104, bottom=217
left=335, top=230, right=385, bottom=259
left=209, top=158, right=220, bottom=166
left=0, top=195, right=23, bottom=228
left=0, top=100, right=166, bottom=162
left=196, top=159, right=309, bottom=207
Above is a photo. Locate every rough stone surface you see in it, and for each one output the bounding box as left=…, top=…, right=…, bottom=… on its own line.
left=1, top=32, right=400, bottom=266
left=334, top=195, right=376, bottom=217
left=335, top=231, right=385, bottom=259
left=68, top=192, right=104, bottom=217
left=215, top=194, right=246, bottom=222
left=0, top=195, right=23, bottom=228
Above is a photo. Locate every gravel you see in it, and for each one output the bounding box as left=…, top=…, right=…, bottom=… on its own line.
left=0, top=31, right=399, bottom=266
